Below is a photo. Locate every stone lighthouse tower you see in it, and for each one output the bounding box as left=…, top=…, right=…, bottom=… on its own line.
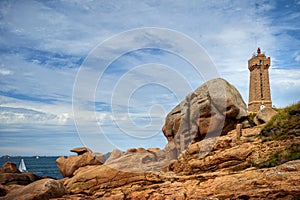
left=248, top=48, right=272, bottom=112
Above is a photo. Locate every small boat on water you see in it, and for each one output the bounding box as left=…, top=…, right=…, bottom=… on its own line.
left=18, top=158, right=27, bottom=172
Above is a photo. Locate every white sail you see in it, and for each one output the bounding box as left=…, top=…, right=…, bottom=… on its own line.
left=18, top=158, right=27, bottom=172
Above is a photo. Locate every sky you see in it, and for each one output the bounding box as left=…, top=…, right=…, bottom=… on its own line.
left=0, top=0, right=299, bottom=156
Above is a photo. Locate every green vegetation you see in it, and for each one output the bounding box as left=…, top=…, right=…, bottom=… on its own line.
left=260, top=101, right=300, bottom=141
left=253, top=143, right=300, bottom=168
left=292, top=195, right=300, bottom=200
left=272, top=107, right=282, bottom=112
left=247, top=112, right=257, bottom=127
left=261, top=131, right=284, bottom=142
left=244, top=133, right=258, bottom=138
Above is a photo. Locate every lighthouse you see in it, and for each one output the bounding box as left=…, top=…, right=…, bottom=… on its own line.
left=248, top=48, right=272, bottom=112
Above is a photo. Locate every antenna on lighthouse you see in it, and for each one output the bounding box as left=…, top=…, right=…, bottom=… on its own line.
left=257, top=47, right=261, bottom=54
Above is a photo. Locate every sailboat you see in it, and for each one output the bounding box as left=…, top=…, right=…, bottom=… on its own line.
left=18, top=158, right=27, bottom=172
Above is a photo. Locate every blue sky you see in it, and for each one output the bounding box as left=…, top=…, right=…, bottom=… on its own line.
left=0, top=0, right=299, bottom=156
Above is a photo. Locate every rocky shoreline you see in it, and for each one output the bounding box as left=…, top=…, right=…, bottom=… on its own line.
left=1, top=78, right=299, bottom=199
left=1, top=126, right=299, bottom=199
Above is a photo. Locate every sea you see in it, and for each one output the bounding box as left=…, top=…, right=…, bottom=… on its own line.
left=0, top=156, right=63, bottom=179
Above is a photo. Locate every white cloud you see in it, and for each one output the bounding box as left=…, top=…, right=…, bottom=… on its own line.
left=0, top=68, right=12, bottom=75
left=294, top=53, right=300, bottom=62
left=0, top=0, right=299, bottom=155
left=270, top=69, right=300, bottom=107
left=0, top=106, right=71, bottom=125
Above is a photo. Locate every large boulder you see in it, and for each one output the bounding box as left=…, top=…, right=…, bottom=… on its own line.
left=92, top=152, right=106, bottom=164
left=105, top=148, right=124, bottom=163
left=1, top=178, right=65, bottom=200
left=0, top=162, right=20, bottom=174
left=0, top=172, right=41, bottom=186
left=125, top=147, right=148, bottom=154
left=162, top=78, right=247, bottom=156
left=104, top=147, right=163, bottom=173
left=64, top=164, right=162, bottom=196
left=70, top=147, right=92, bottom=155
left=56, top=147, right=105, bottom=178
left=106, top=153, right=158, bottom=173
left=187, top=143, right=253, bottom=172
left=254, top=107, right=277, bottom=125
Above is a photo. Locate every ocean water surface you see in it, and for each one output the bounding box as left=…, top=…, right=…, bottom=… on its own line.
left=0, top=156, right=63, bottom=179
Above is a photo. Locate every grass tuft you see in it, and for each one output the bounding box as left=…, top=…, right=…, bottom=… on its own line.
left=260, top=101, right=300, bottom=141
left=251, top=143, right=300, bottom=168
left=247, top=112, right=257, bottom=127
